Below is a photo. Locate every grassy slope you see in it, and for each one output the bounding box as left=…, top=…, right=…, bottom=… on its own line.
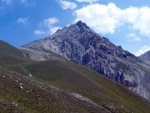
left=0, top=40, right=150, bottom=113
left=0, top=68, right=106, bottom=113
left=0, top=40, right=23, bottom=57
left=1, top=59, right=150, bottom=113
left=25, top=60, right=150, bottom=113
left=0, top=40, right=26, bottom=66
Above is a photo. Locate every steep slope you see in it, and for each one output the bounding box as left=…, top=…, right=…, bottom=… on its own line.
left=23, top=60, right=150, bottom=113
left=1, top=59, right=150, bottom=113
left=0, top=68, right=106, bottom=113
left=23, top=21, right=150, bottom=100
left=0, top=40, right=22, bottom=57
left=0, top=40, right=26, bottom=66
left=0, top=40, right=150, bottom=113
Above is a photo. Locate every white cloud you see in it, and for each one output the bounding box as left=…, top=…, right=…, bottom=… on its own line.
left=76, top=0, right=98, bottom=3
left=132, top=7, right=150, bottom=37
left=19, top=0, right=36, bottom=6
left=2, top=0, right=12, bottom=4
left=135, top=46, right=150, bottom=56
left=74, top=3, right=150, bottom=37
left=17, top=17, right=29, bottom=24
left=42, top=18, right=59, bottom=27
left=34, top=30, right=47, bottom=36
left=126, top=33, right=140, bottom=42
left=50, top=26, right=61, bottom=34
left=75, top=3, right=123, bottom=34
left=59, top=0, right=77, bottom=10
left=34, top=17, right=61, bottom=36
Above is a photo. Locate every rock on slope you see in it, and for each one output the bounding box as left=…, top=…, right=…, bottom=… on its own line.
left=23, top=21, right=150, bottom=100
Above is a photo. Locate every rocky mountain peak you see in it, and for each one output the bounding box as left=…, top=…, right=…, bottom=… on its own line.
left=23, top=21, right=150, bottom=101
left=75, top=20, right=90, bottom=29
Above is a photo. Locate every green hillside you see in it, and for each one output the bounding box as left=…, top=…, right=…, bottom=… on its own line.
left=0, top=41, right=150, bottom=113
left=25, top=60, right=150, bottom=113
left=0, top=40, right=25, bottom=66
left=0, top=40, right=22, bottom=57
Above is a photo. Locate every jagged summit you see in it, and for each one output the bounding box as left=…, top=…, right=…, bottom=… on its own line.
left=75, top=20, right=90, bottom=29
left=76, top=20, right=84, bottom=25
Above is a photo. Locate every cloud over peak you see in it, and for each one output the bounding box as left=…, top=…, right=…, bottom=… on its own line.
left=35, top=17, right=61, bottom=36
left=74, top=3, right=150, bottom=37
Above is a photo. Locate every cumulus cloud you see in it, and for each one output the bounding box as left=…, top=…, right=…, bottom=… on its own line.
left=17, top=17, right=29, bottom=24
left=59, top=0, right=77, bottom=10
left=74, top=3, right=150, bottom=37
left=2, top=0, right=12, bottom=4
left=75, top=3, right=123, bottom=34
left=126, top=33, right=140, bottom=42
left=34, top=17, right=61, bottom=36
left=131, top=7, right=150, bottom=37
left=135, top=46, right=150, bottom=56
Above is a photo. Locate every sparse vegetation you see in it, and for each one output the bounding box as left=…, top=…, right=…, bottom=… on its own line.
left=25, top=60, right=150, bottom=113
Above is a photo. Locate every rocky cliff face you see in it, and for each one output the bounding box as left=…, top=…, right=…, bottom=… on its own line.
left=23, top=21, right=150, bottom=100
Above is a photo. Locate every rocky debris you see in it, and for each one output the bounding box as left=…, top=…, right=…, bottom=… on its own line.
left=19, top=47, right=65, bottom=61
left=23, top=21, right=150, bottom=100
left=19, top=86, right=23, bottom=90
left=29, top=73, right=32, bottom=77
left=12, top=101, right=18, bottom=106
left=69, top=92, right=99, bottom=108
left=19, top=83, right=24, bottom=90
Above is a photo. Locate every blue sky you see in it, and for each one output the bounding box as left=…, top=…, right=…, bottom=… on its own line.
left=0, top=0, right=150, bottom=56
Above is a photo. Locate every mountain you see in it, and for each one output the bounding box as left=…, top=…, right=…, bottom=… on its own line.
left=0, top=40, right=150, bottom=113
left=140, top=50, right=150, bottom=62
left=23, top=21, right=150, bottom=101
